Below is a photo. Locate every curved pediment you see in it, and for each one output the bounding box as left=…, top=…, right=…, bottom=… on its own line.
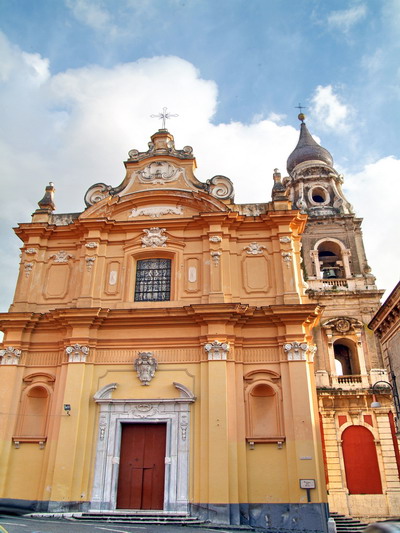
left=80, top=188, right=232, bottom=222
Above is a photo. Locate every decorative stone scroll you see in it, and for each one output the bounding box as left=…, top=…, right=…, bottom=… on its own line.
left=204, top=341, right=230, bottom=360
left=210, top=251, right=221, bottom=266
left=85, top=256, right=96, bottom=272
left=283, top=342, right=316, bottom=361
left=206, top=175, right=234, bottom=201
left=65, top=344, right=89, bottom=363
left=244, top=242, right=265, bottom=255
left=84, top=183, right=112, bottom=206
left=50, top=251, right=74, bottom=263
left=24, top=262, right=33, bottom=277
left=141, top=228, right=168, bottom=248
left=130, top=205, right=183, bottom=218
left=0, top=346, right=22, bottom=365
left=281, top=252, right=292, bottom=267
left=134, top=352, right=158, bottom=386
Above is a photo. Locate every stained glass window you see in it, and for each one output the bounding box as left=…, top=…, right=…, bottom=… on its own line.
left=134, top=258, right=171, bottom=301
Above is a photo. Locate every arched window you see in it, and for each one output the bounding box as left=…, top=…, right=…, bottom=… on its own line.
left=333, top=338, right=359, bottom=376
left=342, top=426, right=382, bottom=494
left=317, top=241, right=344, bottom=279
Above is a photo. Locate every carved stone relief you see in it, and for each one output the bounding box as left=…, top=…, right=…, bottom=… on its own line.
left=0, top=346, right=22, bottom=365
left=134, top=352, right=158, bottom=385
left=65, top=344, right=89, bottom=363
left=210, top=251, right=221, bottom=266
left=141, top=228, right=168, bottom=248
left=138, top=161, right=180, bottom=184
left=244, top=242, right=265, bottom=255
left=206, top=175, right=234, bottom=200
left=50, top=251, right=74, bottom=263
left=130, top=205, right=183, bottom=218
left=24, top=262, right=33, bottom=277
left=283, top=342, right=316, bottom=361
left=25, top=248, right=38, bottom=255
left=281, top=252, right=292, bottom=267
left=209, top=235, right=222, bottom=243
left=85, top=242, right=98, bottom=249
left=85, top=257, right=96, bottom=272
left=279, top=236, right=291, bottom=244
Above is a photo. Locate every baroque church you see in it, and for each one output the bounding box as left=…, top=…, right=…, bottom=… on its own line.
left=0, top=113, right=398, bottom=530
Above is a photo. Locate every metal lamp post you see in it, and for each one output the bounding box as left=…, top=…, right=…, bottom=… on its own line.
left=370, top=372, right=400, bottom=433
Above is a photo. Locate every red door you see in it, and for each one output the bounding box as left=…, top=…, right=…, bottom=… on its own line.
left=117, top=423, right=166, bottom=509
left=342, top=425, right=382, bottom=494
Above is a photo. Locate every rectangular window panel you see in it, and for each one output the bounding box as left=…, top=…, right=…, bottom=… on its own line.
left=134, top=258, right=171, bottom=302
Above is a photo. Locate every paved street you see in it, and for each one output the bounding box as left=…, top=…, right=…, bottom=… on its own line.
left=0, top=515, right=246, bottom=533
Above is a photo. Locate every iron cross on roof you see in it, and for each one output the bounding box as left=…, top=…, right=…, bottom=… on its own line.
left=150, top=107, right=179, bottom=130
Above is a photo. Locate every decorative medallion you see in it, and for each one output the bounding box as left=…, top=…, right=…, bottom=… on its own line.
left=85, top=242, right=98, bottom=249
left=204, top=341, right=230, bottom=361
left=141, top=227, right=168, bottom=248
left=138, top=161, right=179, bottom=184
left=322, top=317, right=363, bottom=335
left=244, top=242, right=265, bottom=255
left=0, top=346, right=22, bottom=365
left=65, top=344, right=89, bottom=363
left=130, top=205, right=183, bottom=218
left=134, top=352, right=158, bottom=386
left=50, top=251, right=74, bottom=263
left=279, top=236, right=291, bottom=244
left=209, top=236, right=222, bottom=243
left=25, top=248, right=38, bottom=255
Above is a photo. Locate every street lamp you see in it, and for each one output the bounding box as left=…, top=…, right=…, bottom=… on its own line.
left=370, top=372, right=400, bottom=432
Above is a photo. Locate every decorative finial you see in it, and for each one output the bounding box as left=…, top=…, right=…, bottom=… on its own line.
left=295, top=103, right=307, bottom=123
left=150, top=107, right=178, bottom=130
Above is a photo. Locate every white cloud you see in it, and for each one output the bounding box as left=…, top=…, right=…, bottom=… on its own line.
left=0, top=31, right=396, bottom=310
left=345, top=156, right=400, bottom=298
left=327, top=4, right=367, bottom=33
left=65, top=0, right=118, bottom=36
left=310, top=85, right=351, bottom=131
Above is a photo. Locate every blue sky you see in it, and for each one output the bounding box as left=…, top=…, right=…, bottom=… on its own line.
left=0, top=0, right=399, bottom=310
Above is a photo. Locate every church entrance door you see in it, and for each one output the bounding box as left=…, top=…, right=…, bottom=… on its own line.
left=116, top=423, right=166, bottom=510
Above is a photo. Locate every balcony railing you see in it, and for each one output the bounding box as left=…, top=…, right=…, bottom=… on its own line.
left=306, top=277, right=375, bottom=292
left=338, top=375, right=362, bottom=384
left=316, top=369, right=389, bottom=390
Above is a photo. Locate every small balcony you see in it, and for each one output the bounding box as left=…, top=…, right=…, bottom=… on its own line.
left=306, top=276, right=376, bottom=292
left=316, top=369, right=388, bottom=390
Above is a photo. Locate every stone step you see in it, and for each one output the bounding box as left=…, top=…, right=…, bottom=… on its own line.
left=330, top=511, right=368, bottom=533
left=71, top=512, right=204, bottom=524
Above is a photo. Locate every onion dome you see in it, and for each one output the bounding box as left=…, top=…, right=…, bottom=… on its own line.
left=287, top=115, right=333, bottom=174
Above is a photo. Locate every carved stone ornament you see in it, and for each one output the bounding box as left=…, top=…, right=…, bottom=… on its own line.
left=84, top=183, right=112, bottom=207
left=24, top=262, right=33, bottom=277
left=85, top=242, right=98, bottom=249
left=141, top=228, right=168, bottom=248
left=283, top=342, right=308, bottom=361
left=210, top=251, right=221, bottom=266
left=0, top=346, right=22, bottom=365
left=25, top=248, right=38, bottom=255
left=244, top=242, right=265, bottom=255
left=85, top=256, right=96, bottom=272
left=65, top=344, right=89, bottom=363
left=322, top=317, right=363, bottom=335
left=50, top=251, right=74, bottom=263
left=134, top=352, right=158, bottom=386
left=130, top=205, right=183, bottom=218
left=138, top=161, right=179, bottom=184
left=209, top=235, right=222, bottom=243
left=206, top=175, right=234, bottom=201
left=281, top=251, right=292, bottom=267
left=204, top=341, right=230, bottom=361
left=279, top=236, right=291, bottom=244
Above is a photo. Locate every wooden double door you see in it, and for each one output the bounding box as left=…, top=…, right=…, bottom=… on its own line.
left=116, top=423, right=167, bottom=509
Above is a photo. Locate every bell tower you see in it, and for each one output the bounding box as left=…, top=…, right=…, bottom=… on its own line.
left=282, top=114, right=400, bottom=520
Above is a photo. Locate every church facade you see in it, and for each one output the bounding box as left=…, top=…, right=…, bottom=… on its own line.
left=0, top=127, right=328, bottom=530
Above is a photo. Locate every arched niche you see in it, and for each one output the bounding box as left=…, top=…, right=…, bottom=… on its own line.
left=311, top=238, right=351, bottom=279
left=333, top=337, right=360, bottom=375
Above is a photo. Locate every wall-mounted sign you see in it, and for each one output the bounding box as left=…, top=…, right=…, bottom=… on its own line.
left=300, top=479, right=316, bottom=489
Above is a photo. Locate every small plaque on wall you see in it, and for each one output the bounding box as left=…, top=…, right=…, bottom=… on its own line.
left=299, top=479, right=316, bottom=489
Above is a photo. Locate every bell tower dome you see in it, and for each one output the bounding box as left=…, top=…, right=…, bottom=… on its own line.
left=284, top=114, right=353, bottom=216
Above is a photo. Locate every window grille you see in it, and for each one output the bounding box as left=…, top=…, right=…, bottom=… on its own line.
left=134, top=258, right=171, bottom=301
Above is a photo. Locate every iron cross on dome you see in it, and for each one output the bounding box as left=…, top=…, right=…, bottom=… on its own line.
left=150, top=107, right=179, bottom=130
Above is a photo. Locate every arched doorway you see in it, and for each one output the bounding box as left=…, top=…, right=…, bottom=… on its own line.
left=342, top=426, right=382, bottom=494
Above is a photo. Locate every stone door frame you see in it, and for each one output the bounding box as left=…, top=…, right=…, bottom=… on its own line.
left=91, top=382, right=195, bottom=513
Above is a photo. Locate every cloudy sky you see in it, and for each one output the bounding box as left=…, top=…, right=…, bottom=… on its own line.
left=0, top=0, right=399, bottom=311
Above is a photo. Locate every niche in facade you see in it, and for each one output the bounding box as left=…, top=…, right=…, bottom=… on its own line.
left=317, top=241, right=344, bottom=279
left=334, top=338, right=360, bottom=376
